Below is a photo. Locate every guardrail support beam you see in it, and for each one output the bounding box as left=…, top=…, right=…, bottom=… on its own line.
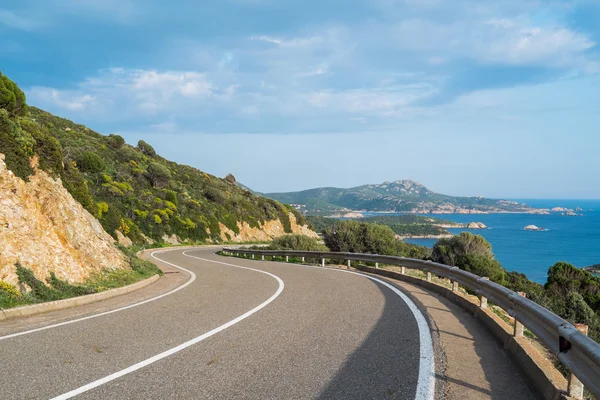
left=480, top=277, right=489, bottom=308
left=375, top=262, right=379, bottom=269
left=401, top=266, right=406, bottom=275
left=513, top=292, right=526, bottom=337
left=285, top=256, right=288, bottom=262
left=452, top=281, right=459, bottom=292
left=568, top=324, right=589, bottom=399
left=252, top=254, right=254, bottom=259
left=347, top=260, right=351, bottom=268
left=302, top=257, right=305, bottom=262
left=426, top=272, right=432, bottom=282
left=321, top=258, right=325, bottom=267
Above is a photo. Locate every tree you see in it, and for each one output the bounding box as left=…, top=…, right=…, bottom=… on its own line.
left=564, top=292, right=595, bottom=326
left=432, top=232, right=493, bottom=266
left=0, top=72, right=27, bottom=117
left=432, top=233, right=506, bottom=285
left=137, top=140, right=156, bottom=157
left=147, top=162, right=172, bottom=188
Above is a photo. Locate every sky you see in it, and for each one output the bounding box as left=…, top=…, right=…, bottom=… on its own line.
left=1, top=0, right=600, bottom=198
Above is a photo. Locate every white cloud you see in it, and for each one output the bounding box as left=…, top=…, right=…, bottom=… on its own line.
left=298, top=63, right=329, bottom=77
left=29, top=89, right=95, bottom=111
left=29, top=68, right=215, bottom=117
left=305, top=83, right=438, bottom=117
left=0, top=9, right=40, bottom=31
left=384, top=17, right=595, bottom=69
left=250, top=34, right=324, bottom=48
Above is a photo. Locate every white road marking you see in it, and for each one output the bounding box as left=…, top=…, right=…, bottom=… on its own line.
left=49, top=254, right=285, bottom=400
left=0, top=249, right=196, bottom=342
left=225, top=254, right=436, bottom=400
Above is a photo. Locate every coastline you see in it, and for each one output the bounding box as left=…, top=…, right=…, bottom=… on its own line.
left=397, top=234, right=453, bottom=240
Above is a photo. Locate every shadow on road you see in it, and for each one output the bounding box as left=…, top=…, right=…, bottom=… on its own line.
left=316, top=275, right=535, bottom=400
left=316, top=280, right=421, bottom=400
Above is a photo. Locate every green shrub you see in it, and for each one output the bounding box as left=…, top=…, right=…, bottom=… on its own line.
left=77, top=151, right=105, bottom=173
left=0, top=280, right=27, bottom=309
left=96, top=202, right=109, bottom=218
left=0, top=109, right=34, bottom=179
left=269, top=235, right=328, bottom=252
left=323, top=220, right=429, bottom=258
left=107, top=134, right=125, bottom=149
left=15, top=263, right=62, bottom=302
left=62, top=162, right=98, bottom=215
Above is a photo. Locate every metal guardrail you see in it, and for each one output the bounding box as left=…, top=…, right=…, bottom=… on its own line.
left=223, top=248, right=600, bottom=399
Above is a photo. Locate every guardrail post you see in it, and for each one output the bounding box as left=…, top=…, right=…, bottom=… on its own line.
left=285, top=256, right=289, bottom=262
left=252, top=254, right=255, bottom=259
left=480, top=277, right=489, bottom=308
left=568, top=324, right=589, bottom=399
left=452, top=281, right=459, bottom=292
left=375, top=262, right=379, bottom=269
left=347, top=260, right=351, bottom=268
left=321, top=258, right=325, bottom=267
left=426, top=272, right=432, bottom=282
left=262, top=255, right=265, bottom=260
left=513, top=292, right=526, bottom=337
left=302, top=257, right=305, bottom=262
left=401, top=266, right=406, bottom=275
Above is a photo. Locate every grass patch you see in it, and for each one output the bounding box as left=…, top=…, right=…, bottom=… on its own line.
left=0, top=250, right=162, bottom=310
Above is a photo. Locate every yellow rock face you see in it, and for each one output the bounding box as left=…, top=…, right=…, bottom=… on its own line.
left=218, top=213, right=318, bottom=242
left=0, top=155, right=128, bottom=286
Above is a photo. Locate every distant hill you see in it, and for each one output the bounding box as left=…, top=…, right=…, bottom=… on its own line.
left=0, top=71, right=314, bottom=246
left=266, top=180, right=542, bottom=215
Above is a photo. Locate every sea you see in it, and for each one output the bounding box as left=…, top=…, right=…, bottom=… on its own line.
left=372, top=199, right=600, bottom=284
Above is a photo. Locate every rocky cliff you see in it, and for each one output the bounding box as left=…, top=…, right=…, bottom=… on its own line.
left=0, top=154, right=128, bottom=287
left=217, top=213, right=318, bottom=243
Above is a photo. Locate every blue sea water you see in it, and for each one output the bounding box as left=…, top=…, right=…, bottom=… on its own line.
left=395, top=199, right=600, bottom=283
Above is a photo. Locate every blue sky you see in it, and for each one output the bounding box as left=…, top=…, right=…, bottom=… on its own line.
left=1, top=0, right=600, bottom=198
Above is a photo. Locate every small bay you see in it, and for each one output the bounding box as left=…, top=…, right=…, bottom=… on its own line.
left=393, top=199, right=600, bottom=283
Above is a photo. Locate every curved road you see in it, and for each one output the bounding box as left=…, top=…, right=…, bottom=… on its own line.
left=0, top=247, right=435, bottom=399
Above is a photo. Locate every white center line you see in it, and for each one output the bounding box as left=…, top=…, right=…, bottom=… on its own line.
left=224, top=255, right=436, bottom=400
left=49, top=253, right=285, bottom=400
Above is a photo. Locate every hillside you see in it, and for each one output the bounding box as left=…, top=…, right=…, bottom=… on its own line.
left=266, top=180, right=542, bottom=215
left=308, top=215, right=483, bottom=239
left=0, top=72, right=315, bottom=249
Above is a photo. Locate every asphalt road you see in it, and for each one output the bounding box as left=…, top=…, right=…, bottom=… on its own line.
left=0, top=247, right=434, bottom=400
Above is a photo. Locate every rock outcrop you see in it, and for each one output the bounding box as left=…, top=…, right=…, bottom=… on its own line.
left=467, top=222, right=488, bottom=229
left=524, top=225, right=545, bottom=231
left=0, top=155, right=128, bottom=287
left=218, top=213, right=318, bottom=242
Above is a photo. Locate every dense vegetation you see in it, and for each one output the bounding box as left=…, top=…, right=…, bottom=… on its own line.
left=267, top=180, right=535, bottom=214
left=431, top=233, right=600, bottom=342
left=0, top=72, right=307, bottom=245
left=267, top=234, right=328, bottom=252
left=308, top=215, right=457, bottom=237
left=322, top=220, right=431, bottom=259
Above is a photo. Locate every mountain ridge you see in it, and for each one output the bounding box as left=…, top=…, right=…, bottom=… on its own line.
left=265, top=179, right=545, bottom=215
